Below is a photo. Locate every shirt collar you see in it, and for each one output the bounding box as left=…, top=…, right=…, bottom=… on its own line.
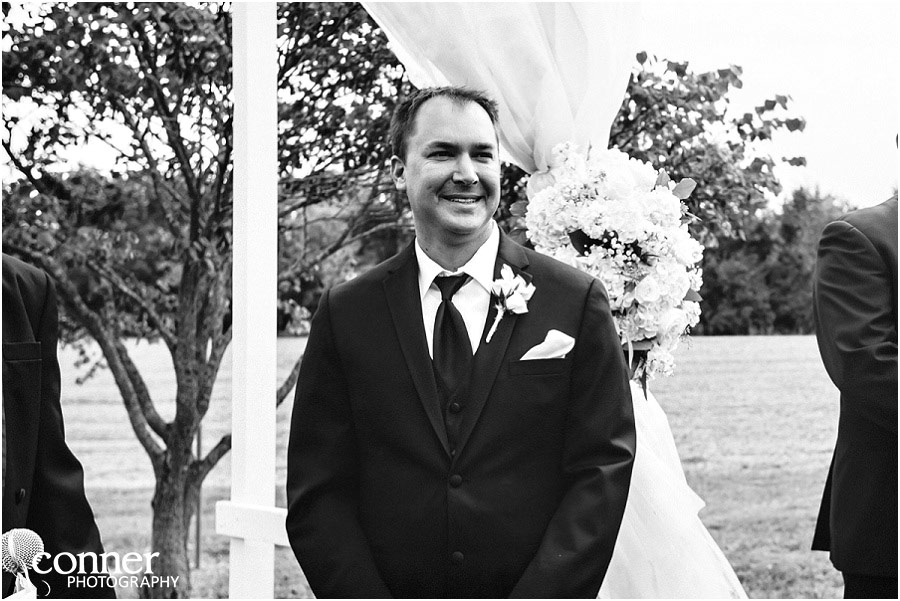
left=416, top=221, right=499, bottom=300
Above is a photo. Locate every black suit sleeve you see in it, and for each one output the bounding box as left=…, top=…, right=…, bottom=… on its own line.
left=25, top=272, right=115, bottom=599
left=814, top=220, right=897, bottom=433
left=510, top=279, right=636, bottom=598
left=285, top=289, right=393, bottom=598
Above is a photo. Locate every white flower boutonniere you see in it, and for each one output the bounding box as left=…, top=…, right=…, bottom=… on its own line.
left=486, top=264, right=536, bottom=343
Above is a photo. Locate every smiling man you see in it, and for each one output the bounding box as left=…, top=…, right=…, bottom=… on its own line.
left=286, top=86, right=635, bottom=598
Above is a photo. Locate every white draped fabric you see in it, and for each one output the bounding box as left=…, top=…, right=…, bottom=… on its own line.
left=604, top=385, right=747, bottom=599
left=363, top=2, right=641, bottom=190
left=359, top=3, right=747, bottom=598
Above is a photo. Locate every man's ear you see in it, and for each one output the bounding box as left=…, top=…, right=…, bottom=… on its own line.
left=390, top=155, right=406, bottom=191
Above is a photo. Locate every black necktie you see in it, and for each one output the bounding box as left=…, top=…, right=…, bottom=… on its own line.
left=433, top=274, right=472, bottom=399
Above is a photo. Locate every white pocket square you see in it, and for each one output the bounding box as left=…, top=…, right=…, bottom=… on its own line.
left=520, top=329, right=575, bottom=360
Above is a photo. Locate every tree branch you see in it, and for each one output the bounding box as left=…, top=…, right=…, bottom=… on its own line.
left=85, top=258, right=178, bottom=351
left=111, top=336, right=169, bottom=440
left=2, top=140, right=45, bottom=193
left=195, top=432, right=231, bottom=483
left=110, top=97, right=184, bottom=237
left=126, top=19, right=203, bottom=212
left=276, top=353, right=303, bottom=407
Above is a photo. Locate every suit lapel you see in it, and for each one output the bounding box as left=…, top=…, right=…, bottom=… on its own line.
left=382, top=244, right=451, bottom=456
left=454, top=232, right=530, bottom=456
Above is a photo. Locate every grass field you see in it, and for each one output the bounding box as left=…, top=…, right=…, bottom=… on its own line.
left=60, top=335, right=843, bottom=598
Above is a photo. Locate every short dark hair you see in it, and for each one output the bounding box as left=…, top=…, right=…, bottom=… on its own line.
left=389, top=86, right=500, bottom=160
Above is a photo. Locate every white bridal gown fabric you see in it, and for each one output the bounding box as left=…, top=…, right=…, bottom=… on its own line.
left=598, top=382, right=747, bottom=599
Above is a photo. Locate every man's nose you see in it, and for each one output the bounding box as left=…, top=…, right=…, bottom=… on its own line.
left=452, top=155, right=478, bottom=186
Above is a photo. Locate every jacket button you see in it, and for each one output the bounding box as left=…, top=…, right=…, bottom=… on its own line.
left=451, top=551, right=464, bottom=565
left=449, top=402, right=462, bottom=414
left=449, top=474, right=463, bottom=487
left=15, top=488, right=26, bottom=504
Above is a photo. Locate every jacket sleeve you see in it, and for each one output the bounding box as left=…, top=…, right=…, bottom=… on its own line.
left=27, top=272, right=116, bottom=599
left=285, top=289, right=393, bottom=598
left=814, top=219, right=898, bottom=433
left=510, top=279, right=636, bottom=598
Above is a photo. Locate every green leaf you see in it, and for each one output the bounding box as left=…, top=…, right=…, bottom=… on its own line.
left=624, top=339, right=654, bottom=351
left=509, top=200, right=529, bottom=217
left=683, top=289, right=703, bottom=302
left=785, top=118, right=805, bottom=132
left=672, top=178, right=696, bottom=199
left=655, top=171, right=670, bottom=188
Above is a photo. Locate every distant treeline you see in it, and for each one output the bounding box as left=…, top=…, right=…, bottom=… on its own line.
left=695, top=187, right=854, bottom=335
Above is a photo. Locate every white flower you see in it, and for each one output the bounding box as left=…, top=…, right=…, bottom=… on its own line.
left=634, top=275, right=662, bottom=304
left=657, top=307, right=689, bottom=337
left=673, top=231, right=704, bottom=265
left=525, top=142, right=705, bottom=382
left=486, top=265, right=535, bottom=342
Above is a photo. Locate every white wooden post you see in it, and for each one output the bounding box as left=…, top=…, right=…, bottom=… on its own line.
left=215, top=3, right=283, bottom=598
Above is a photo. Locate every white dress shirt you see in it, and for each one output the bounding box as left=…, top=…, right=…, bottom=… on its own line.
left=416, top=222, right=499, bottom=358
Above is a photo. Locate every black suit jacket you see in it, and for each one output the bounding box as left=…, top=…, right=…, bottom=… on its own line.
left=811, top=197, right=898, bottom=577
left=2, top=254, right=115, bottom=598
left=286, top=232, right=635, bottom=598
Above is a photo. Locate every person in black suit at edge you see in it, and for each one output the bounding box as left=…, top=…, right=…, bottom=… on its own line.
left=811, top=195, right=898, bottom=599
left=3, top=253, right=115, bottom=598
left=286, top=86, right=636, bottom=598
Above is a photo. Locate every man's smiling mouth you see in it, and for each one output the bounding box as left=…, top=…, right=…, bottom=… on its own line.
left=441, top=194, right=483, bottom=204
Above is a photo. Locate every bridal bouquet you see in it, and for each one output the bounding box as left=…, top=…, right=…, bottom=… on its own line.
left=525, top=143, right=704, bottom=382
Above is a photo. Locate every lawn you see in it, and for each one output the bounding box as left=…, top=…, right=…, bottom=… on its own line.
left=60, top=335, right=842, bottom=598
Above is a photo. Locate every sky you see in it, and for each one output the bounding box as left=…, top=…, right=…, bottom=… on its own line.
left=635, top=1, right=898, bottom=208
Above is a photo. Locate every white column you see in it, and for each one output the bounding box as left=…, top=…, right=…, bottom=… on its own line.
left=216, top=2, right=278, bottom=598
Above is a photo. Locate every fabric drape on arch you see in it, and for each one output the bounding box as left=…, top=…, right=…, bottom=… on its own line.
left=362, top=2, right=642, bottom=192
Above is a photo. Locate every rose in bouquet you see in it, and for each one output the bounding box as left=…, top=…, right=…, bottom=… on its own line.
left=525, top=142, right=704, bottom=384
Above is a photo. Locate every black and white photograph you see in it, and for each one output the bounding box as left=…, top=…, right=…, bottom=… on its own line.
left=2, top=2, right=896, bottom=599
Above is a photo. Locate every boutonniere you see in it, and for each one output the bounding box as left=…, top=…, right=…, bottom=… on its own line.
left=485, top=264, right=536, bottom=343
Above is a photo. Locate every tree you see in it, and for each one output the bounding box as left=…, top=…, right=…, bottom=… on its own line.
left=3, top=3, right=231, bottom=597
left=764, top=187, right=849, bottom=333
left=608, top=53, right=807, bottom=246
left=696, top=219, right=778, bottom=334
left=500, top=54, right=808, bottom=250
left=695, top=188, right=851, bottom=334
left=606, top=54, right=809, bottom=333
left=275, top=2, right=414, bottom=334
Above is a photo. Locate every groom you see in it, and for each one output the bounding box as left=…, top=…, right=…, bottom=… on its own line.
left=286, top=86, right=635, bottom=598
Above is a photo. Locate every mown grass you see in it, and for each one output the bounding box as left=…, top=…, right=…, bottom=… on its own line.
left=62, top=335, right=842, bottom=598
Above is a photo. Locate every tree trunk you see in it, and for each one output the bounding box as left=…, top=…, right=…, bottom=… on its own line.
left=142, top=471, right=196, bottom=599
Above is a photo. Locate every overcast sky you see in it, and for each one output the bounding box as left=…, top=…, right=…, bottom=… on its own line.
left=636, top=1, right=898, bottom=208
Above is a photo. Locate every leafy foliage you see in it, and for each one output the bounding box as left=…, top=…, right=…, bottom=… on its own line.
left=609, top=53, right=806, bottom=246
left=275, top=3, right=414, bottom=331
left=697, top=188, right=851, bottom=334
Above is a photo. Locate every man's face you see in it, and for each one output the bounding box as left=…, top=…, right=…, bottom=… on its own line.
left=391, top=97, right=500, bottom=250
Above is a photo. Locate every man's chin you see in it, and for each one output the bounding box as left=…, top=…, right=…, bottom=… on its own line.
left=441, top=219, right=494, bottom=242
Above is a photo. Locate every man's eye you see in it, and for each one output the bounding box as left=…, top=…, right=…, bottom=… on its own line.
left=476, top=152, right=495, bottom=160
left=430, top=150, right=452, bottom=158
